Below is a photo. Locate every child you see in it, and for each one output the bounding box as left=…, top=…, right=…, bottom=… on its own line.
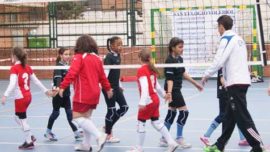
left=127, top=49, right=178, bottom=152
left=44, top=47, right=83, bottom=141
left=58, top=35, right=113, bottom=152
left=200, top=69, right=249, bottom=146
left=102, top=36, right=128, bottom=143
left=1, top=47, right=51, bottom=150
left=160, top=37, right=203, bottom=148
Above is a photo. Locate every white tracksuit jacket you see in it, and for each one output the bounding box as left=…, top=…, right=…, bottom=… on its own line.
left=204, top=30, right=251, bottom=87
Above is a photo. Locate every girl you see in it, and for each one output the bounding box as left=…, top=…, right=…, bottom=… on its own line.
left=160, top=37, right=203, bottom=149
left=1, top=47, right=51, bottom=150
left=58, top=35, right=113, bottom=152
left=200, top=69, right=249, bottom=146
left=127, top=49, right=178, bottom=152
left=44, top=47, right=83, bottom=141
left=102, top=36, right=128, bottom=143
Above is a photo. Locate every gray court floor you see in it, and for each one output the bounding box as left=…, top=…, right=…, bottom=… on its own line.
left=0, top=79, right=269, bottom=152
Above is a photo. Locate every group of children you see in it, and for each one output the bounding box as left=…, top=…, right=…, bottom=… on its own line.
left=0, top=33, right=262, bottom=152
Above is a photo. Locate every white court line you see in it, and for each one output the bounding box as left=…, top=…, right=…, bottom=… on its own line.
left=0, top=126, right=270, bottom=135
left=122, top=87, right=268, bottom=91
left=0, top=142, right=251, bottom=151
left=1, top=115, right=270, bottom=122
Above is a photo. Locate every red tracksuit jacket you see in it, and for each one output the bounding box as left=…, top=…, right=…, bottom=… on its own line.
left=60, top=53, right=111, bottom=105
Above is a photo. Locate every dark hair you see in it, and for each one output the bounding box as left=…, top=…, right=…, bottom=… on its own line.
left=217, top=15, right=233, bottom=30
left=107, top=36, right=121, bottom=52
left=56, top=47, right=69, bottom=63
left=138, top=48, right=159, bottom=74
left=74, top=35, right=98, bottom=54
left=168, top=37, right=184, bottom=54
left=12, top=47, right=27, bottom=68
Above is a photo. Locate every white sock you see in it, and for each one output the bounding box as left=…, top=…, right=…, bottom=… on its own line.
left=160, top=126, right=175, bottom=145
left=20, top=119, right=32, bottom=143
left=151, top=120, right=175, bottom=145
left=137, top=121, right=146, bottom=148
left=82, top=131, right=91, bottom=146
left=138, top=132, right=145, bottom=148
left=73, top=117, right=101, bottom=139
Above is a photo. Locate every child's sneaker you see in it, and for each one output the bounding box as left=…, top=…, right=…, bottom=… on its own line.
left=106, top=134, right=120, bottom=143
left=238, top=139, right=249, bottom=146
left=176, top=138, right=192, bottom=149
left=165, top=142, right=178, bottom=152
left=44, top=132, right=58, bottom=141
left=126, top=146, right=143, bottom=152
left=96, top=133, right=107, bottom=152
left=74, top=131, right=84, bottom=141
left=200, top=136, right=211, bottom=146
left=203, top=145, right=221, bottom=152
left=74, top=143, right=92, bottom=151
left=18, top=141, right=34, bottom=150
left=159, top=137, right=168, bottom=147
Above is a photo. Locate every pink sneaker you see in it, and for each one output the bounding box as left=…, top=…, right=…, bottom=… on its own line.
left=238, top=139, right=249, bottom=146
left=200, top=136, right=210, bottom=146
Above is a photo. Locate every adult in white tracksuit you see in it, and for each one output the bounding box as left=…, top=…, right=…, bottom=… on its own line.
left=201, top=15, right=264, bottom=152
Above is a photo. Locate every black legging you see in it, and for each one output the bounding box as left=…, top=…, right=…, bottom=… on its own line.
left=102, top=87, right=128, bottom=134
left=47, top=95, right=77, bottom=132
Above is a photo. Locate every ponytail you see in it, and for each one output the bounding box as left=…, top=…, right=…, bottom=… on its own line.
left=12, top=47, right=27, bottom=68
left=147, top=61, right=159, bottom=75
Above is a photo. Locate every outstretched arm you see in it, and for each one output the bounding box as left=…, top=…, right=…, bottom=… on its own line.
left=184, top=72, right=203, bottom=91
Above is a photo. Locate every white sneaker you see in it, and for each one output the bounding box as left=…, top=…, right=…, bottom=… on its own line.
left=126, top=146, right=143, bottom=152
left=159, top=137, right=168, bottom=147
left=165, top=142, right=178, bottom=152
left=74, top=144, right=92, bottom=151
left=176, top=138, right=192, bottom=149
left=106, top=134, right=120, bottom=143
left=96, top=133, right=107, bottom=152
left=44, top=132, right=58, bottom=141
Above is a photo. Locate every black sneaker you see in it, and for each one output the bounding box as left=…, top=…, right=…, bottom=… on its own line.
left=18, top=141, right=34, bottom=150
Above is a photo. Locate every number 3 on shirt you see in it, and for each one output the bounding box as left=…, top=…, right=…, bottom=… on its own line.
left=22, top=73, right=29, bottom=90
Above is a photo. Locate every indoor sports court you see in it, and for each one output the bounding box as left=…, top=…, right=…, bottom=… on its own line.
left=0, top=80, right=270, bottom=152
left=0, top=0, right=270, bottom=152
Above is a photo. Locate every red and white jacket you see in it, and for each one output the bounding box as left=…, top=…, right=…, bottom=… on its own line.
left=137, top=64, right=165, bottom=106
left=60, top=53, right=111, bottom=105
